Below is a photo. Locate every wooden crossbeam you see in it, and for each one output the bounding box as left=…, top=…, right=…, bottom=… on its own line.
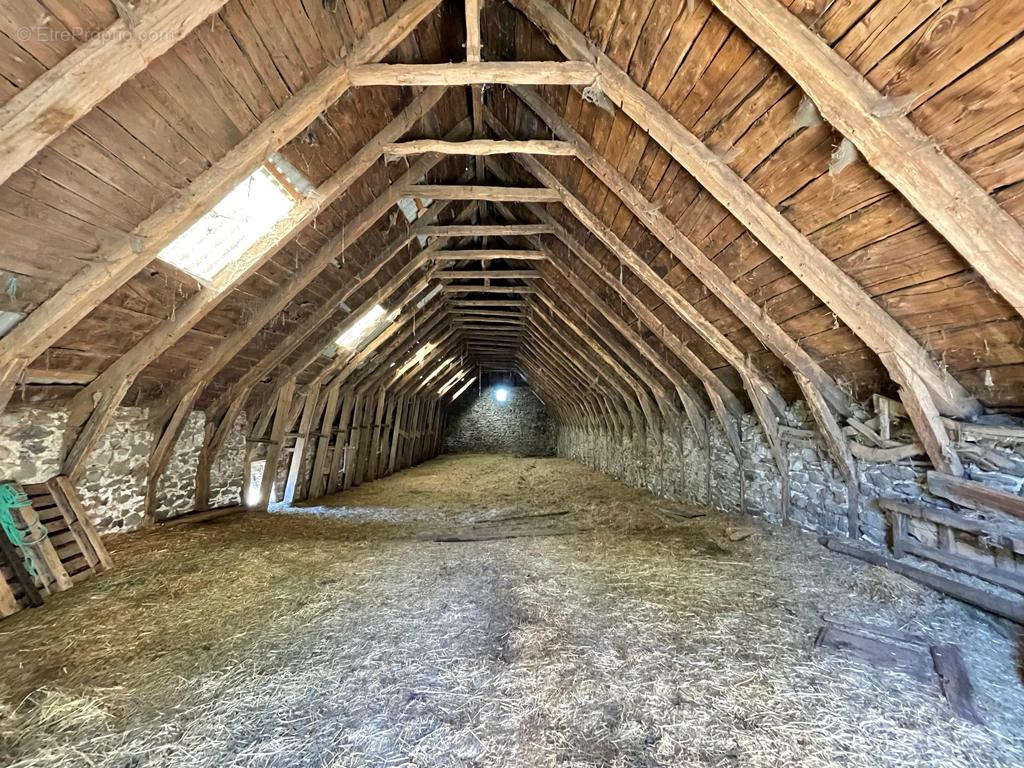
left=349, top=61, right=595, bottom=86
left=452, top=309, right=524, bottom=318
left=507, top=0, right=979, bottom=420
left=0, top=0, right=230, bottom=186
left=385, top=139, right=572, bottom=157
left=407, top=184, right=560, bottom=202
left=438, top=270, right=540, bottom=279
left=457, top=320, right=525, bottom=328
left=713, top=0, right=1024, bottom=322
left=451, top=299, right=527, bottom=308
left=431, top=250, right=546, bottom=260
left=441, top=285, right=536, bottom=293
left=0, top=0, right=445, bottom=414
left=422, top=224, right=552, bottom=237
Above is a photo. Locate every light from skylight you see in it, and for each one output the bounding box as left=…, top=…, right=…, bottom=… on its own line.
left=337, top=304, right=388, bottom=349
left=158, top=166, right=297, bottom=282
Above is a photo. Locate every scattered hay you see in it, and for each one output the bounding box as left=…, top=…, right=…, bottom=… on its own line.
left=0, top=454, right=1021, bottom=767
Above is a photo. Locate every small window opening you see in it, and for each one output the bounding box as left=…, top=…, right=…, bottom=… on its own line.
left=246, top=460, right=266, bottom=507
left=157, top=164, right=299, bottom=282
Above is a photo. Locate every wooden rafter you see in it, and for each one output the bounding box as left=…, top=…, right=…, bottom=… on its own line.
left=59, top=91, right=450, bottom=480
left=506, top=90, right=852, bottom=415
left=712, top=0, right=1024, bottom=322
left=0, top=0, right=230, bottom=187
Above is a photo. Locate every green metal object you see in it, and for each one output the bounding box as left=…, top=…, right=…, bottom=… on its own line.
left=0, top=482, right=45, bottom=579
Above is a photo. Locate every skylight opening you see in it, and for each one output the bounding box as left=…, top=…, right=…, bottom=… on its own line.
left=337, top=305, right=388, bottom=350
left=157, top=164, right=299, bottom=283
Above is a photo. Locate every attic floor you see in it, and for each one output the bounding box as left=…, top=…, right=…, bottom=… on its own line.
left=0, top=454, right=1021, bottom=767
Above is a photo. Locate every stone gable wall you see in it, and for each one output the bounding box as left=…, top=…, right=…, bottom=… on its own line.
left=443, top=385, right=555, bottom=456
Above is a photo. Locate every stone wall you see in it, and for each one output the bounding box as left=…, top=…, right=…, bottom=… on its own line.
left=443, top=385, right=555, bottom=456
left=0, top=406, right=248, bottom=533
left=557, top=401, right=1024, bottom=546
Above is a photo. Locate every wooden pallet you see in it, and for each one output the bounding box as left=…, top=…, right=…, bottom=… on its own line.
left=1, top=476, right=112, bottom=619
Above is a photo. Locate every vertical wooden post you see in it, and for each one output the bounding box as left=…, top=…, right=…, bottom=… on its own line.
left=328, top=389, right=355, bottom=493
left=343, top=391, right=365, bottom=490
left=368, top=389, right=388, bottom=482
left=309, top=383, right=342, bottom=499
left=283, top=382, right=321, bottom=504
left=389, top=394, right=407, bottom=474
left=257, top=377, right=296, bottom=512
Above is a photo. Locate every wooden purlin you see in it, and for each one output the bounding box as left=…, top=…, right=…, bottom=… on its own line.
left=504, top=0, right=980, bottom=421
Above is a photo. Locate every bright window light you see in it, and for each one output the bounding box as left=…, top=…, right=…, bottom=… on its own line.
left=158, top=166, right=297, bottom=282
left=495, top=387, right=510, bottom=403
left=337, top=304, right=387, bottom=349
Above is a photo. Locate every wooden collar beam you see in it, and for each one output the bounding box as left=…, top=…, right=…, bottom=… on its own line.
left=438, top=270, right=541, bottom=279
left=421, top=224, right=553, bottom=237
left=385, top=139, right=573, bottom=157
left=431, top=250, right=546, bottom=260
left=349, top=61, right=596, bottom=86
left=407, top=184, right=560, bottom=203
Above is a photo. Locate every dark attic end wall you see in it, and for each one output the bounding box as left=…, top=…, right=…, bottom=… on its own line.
left=443, top=385, right=555, bottom=456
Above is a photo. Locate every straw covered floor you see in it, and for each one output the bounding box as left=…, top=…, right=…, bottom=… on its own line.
left=0, top=454, right=1022, bottom=767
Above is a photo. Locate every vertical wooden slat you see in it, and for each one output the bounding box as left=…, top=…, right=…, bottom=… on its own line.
left=49, top=475, right=113, bottom=572
left=283, top=382, right=321, bottom=504
left=257, top=377, right=296, bottom=511
left=309, top=383, right=342, bottom=499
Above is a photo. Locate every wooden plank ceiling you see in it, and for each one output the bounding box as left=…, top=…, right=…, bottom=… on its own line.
left=0, top=0, right=1022, bottom=427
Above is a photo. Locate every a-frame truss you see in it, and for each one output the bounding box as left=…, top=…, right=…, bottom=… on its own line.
left=2, top=0, right=1016, bottom=526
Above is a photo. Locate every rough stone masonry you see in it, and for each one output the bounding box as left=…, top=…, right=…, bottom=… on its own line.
left=0, top=406, right=248, bottom=532
left=443, top=385, right=555, bottom=456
